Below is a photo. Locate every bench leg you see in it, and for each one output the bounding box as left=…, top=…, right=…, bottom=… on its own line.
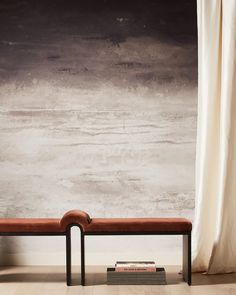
left=66, top=229, right=72, bottom=286
left=81, top=232, right=85, bottom=286
left=182, top=233, right=191, bottom=285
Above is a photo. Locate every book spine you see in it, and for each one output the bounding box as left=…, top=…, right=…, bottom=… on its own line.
left=115, top=267, right=156, bottom=272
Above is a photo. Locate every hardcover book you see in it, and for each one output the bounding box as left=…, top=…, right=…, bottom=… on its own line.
left=107, top=267, right=166, bottom=285
left=115, top=261, right=156, bottom=272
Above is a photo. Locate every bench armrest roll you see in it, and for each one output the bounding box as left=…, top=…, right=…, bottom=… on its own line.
left=60, top=210, right=91, bottom=231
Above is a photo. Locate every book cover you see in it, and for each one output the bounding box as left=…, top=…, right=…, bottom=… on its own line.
left=115, top=261, right=156, bottom=272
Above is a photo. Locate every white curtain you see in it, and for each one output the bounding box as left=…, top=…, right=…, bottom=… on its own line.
left=193, top=0, right=236, bottom=274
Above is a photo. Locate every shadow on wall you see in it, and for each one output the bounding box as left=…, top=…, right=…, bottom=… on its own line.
left=0, top=237, right=17, bottom=267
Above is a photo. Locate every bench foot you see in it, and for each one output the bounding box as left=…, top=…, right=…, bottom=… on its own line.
left=182, top=233, right=191, bottom=285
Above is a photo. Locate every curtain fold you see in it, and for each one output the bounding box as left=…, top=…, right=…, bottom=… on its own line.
left=193, top=0, right=236, bottom=274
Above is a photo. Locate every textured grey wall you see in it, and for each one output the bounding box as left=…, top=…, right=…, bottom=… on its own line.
left=0, top=0, right=197, bottom=263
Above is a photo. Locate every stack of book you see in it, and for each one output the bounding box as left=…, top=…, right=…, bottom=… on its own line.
left=107, top=261, right=166, bottom=285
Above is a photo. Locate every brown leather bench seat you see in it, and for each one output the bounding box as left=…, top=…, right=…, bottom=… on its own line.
left=0, top=218, right=63, bottom=233
left=0, top=211, right=192, bottom=234
left=61, top=210, right=192, bottom=233
left=84, top=218, right=192, bottom=233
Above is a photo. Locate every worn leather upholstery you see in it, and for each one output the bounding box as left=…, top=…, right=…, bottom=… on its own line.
left=0, top=211, right=191, bottom=234
left=0, top=218, right=62, bottom=233
left=84, top=218, right=192, bottom=233
left=60, top=210, right=91, bottom=231
left=0, top=210, right=91, bottom=233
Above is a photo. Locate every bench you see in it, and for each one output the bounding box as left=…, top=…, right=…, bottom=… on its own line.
left=64, top=210, right=192, bottom=286
left=0, top=210, right=191, bottom=285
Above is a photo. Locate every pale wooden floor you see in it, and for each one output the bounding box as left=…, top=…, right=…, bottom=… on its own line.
left=0, top=266, right=236, bottom=295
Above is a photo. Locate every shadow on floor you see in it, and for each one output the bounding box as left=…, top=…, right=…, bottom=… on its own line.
left=1, top=268, right=235, bottom=286
left=0, top=272, right=66, bottom=283
left=67, top=271, right=236, bottom=286
left=192, top=272, right=236, bottom=286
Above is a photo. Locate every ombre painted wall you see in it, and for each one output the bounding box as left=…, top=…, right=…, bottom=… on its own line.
left=0, top=0, right=197, bottom=265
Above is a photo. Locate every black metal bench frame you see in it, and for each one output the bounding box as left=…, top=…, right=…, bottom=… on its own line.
left=66, top=225, right=192, bottom=286
left=0, top=231, right=69, bottom=284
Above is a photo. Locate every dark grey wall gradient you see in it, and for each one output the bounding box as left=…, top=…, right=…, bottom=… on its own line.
left=0, top=0, right=197, bottom=260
